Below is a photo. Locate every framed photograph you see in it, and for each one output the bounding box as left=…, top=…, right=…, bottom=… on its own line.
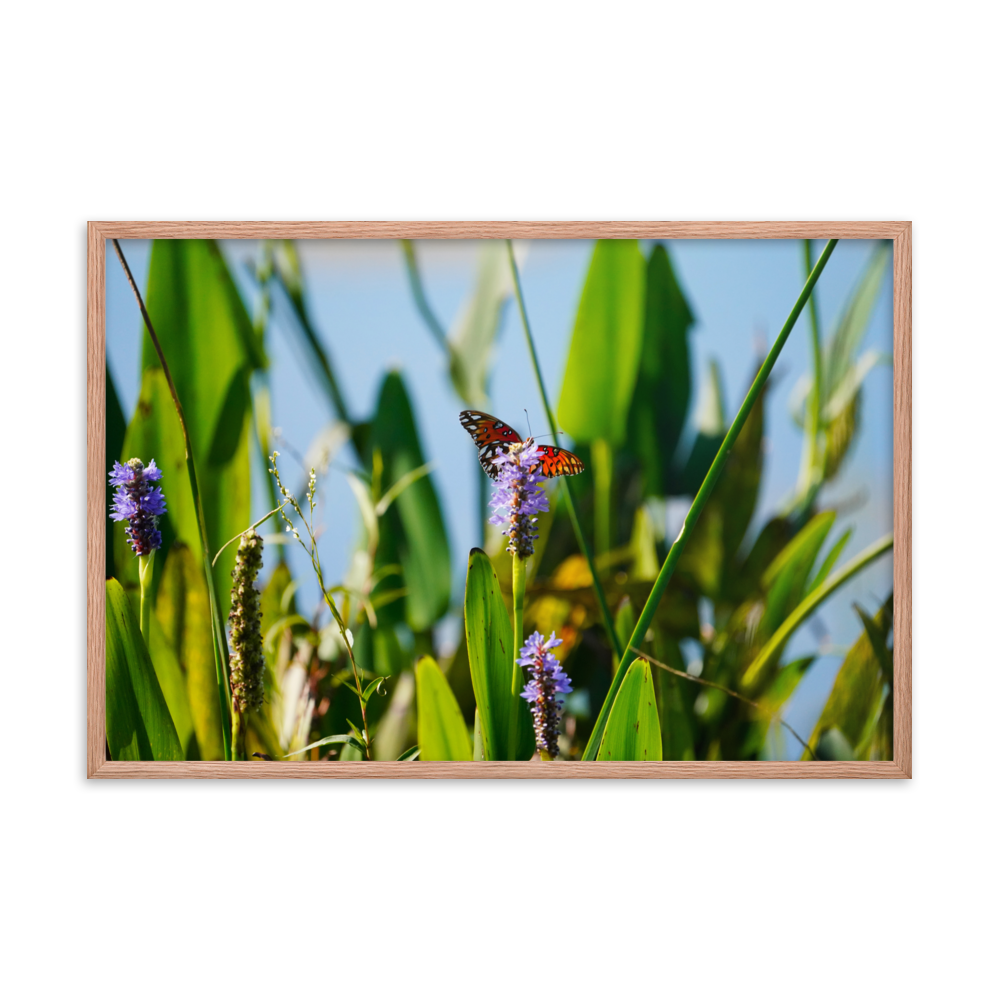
left=88, top=222, right=911, bottom=778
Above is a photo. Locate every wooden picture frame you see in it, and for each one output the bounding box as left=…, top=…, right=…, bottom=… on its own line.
left=88, top=221, right=911, bottom=779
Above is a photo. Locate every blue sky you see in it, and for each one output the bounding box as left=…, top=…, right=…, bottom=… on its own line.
left=106, top=237, right=893, bottom=759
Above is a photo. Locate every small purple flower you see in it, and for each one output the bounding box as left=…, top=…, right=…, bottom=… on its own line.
left=488, top=441, right=550, bottom=558
left=109, top=458, right=167, bottom=556
left=519, top=630, right=573, bottom=758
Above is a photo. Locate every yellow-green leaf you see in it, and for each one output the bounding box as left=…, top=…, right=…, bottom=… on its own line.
left=597, top=657, right=662, bottom=761
left=416, top=657, right=472, bottom=761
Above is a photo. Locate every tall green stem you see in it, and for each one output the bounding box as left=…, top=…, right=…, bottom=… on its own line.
left=505, top=240, right=624, bottom=661
left=138, top=552, right=153, bottom=640
left=582, top=239, right=839, bottom=760
left=112, top=239, right=233, bottom=762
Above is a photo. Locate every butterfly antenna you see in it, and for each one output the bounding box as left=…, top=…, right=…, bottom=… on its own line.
left=523, top=409, right=532, bottom=439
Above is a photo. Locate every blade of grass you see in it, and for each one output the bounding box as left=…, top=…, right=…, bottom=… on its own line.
left=506, top=239, right=624, bottom=662
left=401, top=239, right=449, bottom=349
left=112, top=239, right=234, bottom=762
left=582, top=239, right=840, bottom=759
left=796, top=239, right=825, bottom=505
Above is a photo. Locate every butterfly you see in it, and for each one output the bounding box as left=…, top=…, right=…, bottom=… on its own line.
left=459, top=410, right=585, bottom=481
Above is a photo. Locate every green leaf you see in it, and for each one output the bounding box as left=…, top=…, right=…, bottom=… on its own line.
left=807, top=528, right=852, bottom=595
left=155, top=542, right=223, bottom=760
left=651, top=629, right=695, bottom=761
left=146, top=614, right=195, bottom=756
left=614, top=596, right=637, bottom=671
left=463, top=548, right=534, bottom=761
left=597, top=656, right=662, bottom=761
left=447, top=241, right=512, bottom=407
left=626, top=243, right=695, bottom=496
left=106, top=578, right=183, bottom=761
left=127, top=240, right=260, bottom=624
left=744, top=534, right=893, bottom=692
left=415, top=656, right=473, bottom=761
left=397, top=745, right=421, bottom=761
left=806, top=596, right=893, bottom=760
left=369, top=371, right=451, bottom=631
left=822, top=242, right=890, bottom=406
left=284, top=734, right=366, bottom=758
left=557, top=239, right=645, bottom=446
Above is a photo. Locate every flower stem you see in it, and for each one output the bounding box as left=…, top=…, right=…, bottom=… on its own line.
left=582, top=238, right=840, bottom=760
left=506, top=240, right=624, bottom=662
left=112, top=239, right=233, bottom=761
left=511, top=554, right=526, bottom=693
left=231, top=710, right=247, bottom=762
left=138, top=552, right=153, bottom=640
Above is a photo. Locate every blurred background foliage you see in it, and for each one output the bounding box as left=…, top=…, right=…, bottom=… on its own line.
left=106, top=237, right=893, bottom=762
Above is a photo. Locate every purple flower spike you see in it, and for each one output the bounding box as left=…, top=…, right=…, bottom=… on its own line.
left=488, top=441, right=550, bottom=558
left=109, top=458, right=167, bottom=556
left=519, top=630, right=573, bottom=758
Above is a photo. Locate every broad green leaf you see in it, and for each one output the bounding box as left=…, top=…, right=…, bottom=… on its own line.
left=597, top=657, right=662, bottom=761
left=463, top=548, right=534, bottom=761
left=557, top=239, right=645, bottom=446
left=105, top=364, right=126, bottom=579
left=447, top=241, right=512, bottom=407
left=627, top=243, right=695, bottom=496
left=369, top=372, right=451, bottom=631
left=415, top=656, right=473, bottom=761
left=155, top=542, right=223, bottom=760
left=134, top=239, right=260, bottom=620
left=147, top=614, right=195, bottom=757
left=805, top=596, right=893, bottom=760
left=106, top=578, right=182, bottom=761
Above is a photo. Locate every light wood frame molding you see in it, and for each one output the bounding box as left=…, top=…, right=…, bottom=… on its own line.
left=87, top=221, right=912, bottom=779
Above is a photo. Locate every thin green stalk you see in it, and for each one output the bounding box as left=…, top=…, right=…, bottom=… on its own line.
left=231, top=711, right=247, bottom=762
left=742, top=532, right=893, bottom=689
left=505, top=240, right=624, bottom=661
left=582, top=238, right=840, bottom=760
left=401, top=239, right=449, bottom=349
left=797, top=239, right=825, bottom=504
left=112, top=239, right=234, bottom=762
left=592, top=438, right=613, bottom=556
left=138, top=552, right=153, bottom=640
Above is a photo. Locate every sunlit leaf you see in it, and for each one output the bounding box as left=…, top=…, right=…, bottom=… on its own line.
left=106, top=578, right=182, bottom=761
left=557, top=239, right=645, bottom=446
left=415, top=656, right=473, bottom=761
left=369, top=372, right=451, bottom=632
left=596, top=657, right=662, bottom=761
left=147, top=615, right=195, bottom=757
left=464, top=548, right=534, bottom=761
left=627, top=243, right=695, bottom=496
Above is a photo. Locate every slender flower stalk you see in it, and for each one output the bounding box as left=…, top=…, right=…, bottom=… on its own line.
left=228, top=531, right=265, bottom=761
left=109, top=458, right=167, bottom=639
left=488, top=441, right=550, bottom=692
left=519, top=631, right=573, bottom=760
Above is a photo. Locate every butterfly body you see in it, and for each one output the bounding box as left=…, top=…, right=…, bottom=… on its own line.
left=459, top=410, right=585, bottom=481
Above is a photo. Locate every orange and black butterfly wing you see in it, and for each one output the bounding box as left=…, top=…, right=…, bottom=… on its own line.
left=459, top=410, right=522, bottom=480
left=532, top=445, right=585, bottom=479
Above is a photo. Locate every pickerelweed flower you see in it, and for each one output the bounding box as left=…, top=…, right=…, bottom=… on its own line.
left=229, top=530, right=265, bottom=720
left=109, top=458, right=167, bottom=556
left=488, top=441, right=550, bottom=558
left=519, top=630, right=573, bottom=758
